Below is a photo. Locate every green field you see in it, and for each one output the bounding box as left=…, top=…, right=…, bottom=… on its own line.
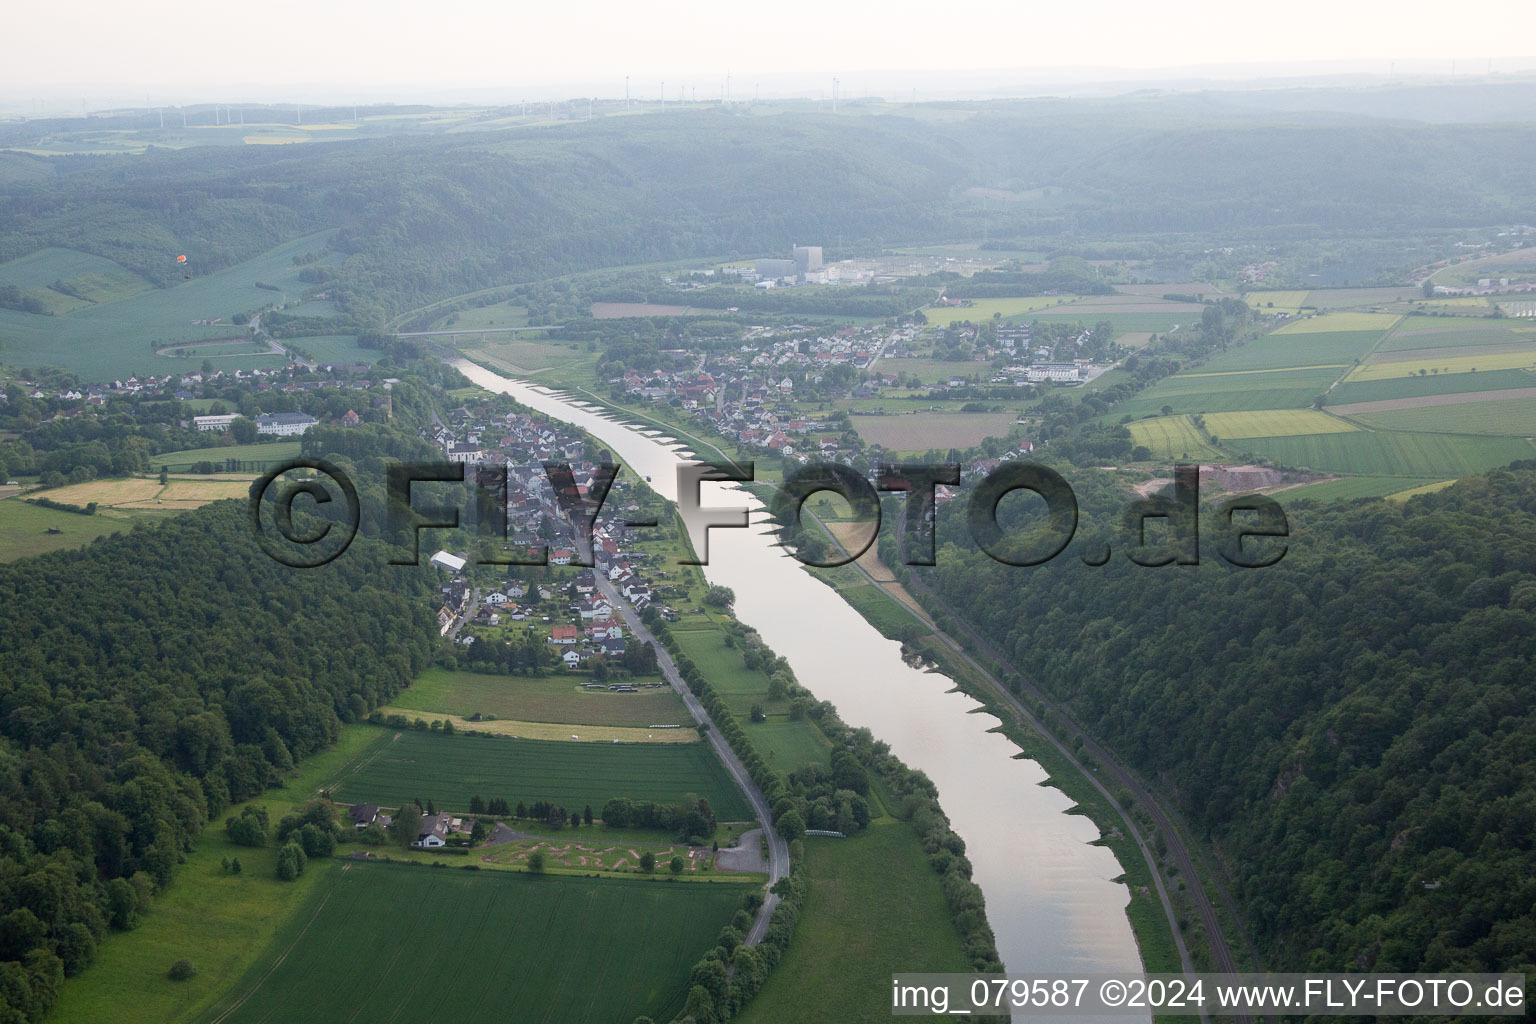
left=832, top=581, right=927, bottom=640
left=1127, top=416, right=1227, bottom=461
left=749, top=720, right=833, bottom=773
left=1118, top=367, right=1341, bottom=418
left=1200, top=408, right=1357, bottom=439
left=284, top=333, right=377, bottom=365
left=49, top=727, right=383, bottom=1024
left=0, top=247, right=154, bottom=312
left=921, top=296, right=1079, bottom=327
left=1272, top=312, right=1400, bottom=335
left=1027, top=309, right=1191, bottom=332
left=1374, top=320, right=1536, bottom=353
left=1243, top=290, right=1310, bottom=314
left=324, top=727, right=754, bottom=820
left=1350, top=397, right=1536, bottom=436
left=149, top=440, right=302, bottom=471
left=0, top=498, right=139, bottom=561
left=1281, top=476, right=1446, bottom=502
left=463, top=338, right=589, bottom=376
left=0, top=232, right=334, bottom=379
left=389, top=667, right=687, bottom=727
left=670, top=628, right=771, bottom=698
left=1238, top=431, right=1534, bottom=478
left=735, top=826, right=971, bottom=1024
left=1326, top=368, right=1536, bottom=405
left=198, top=861, right=741, bottom=1024
left=1346, top=347, right=1536, bottom=382
left=1196, top=330, right=1385, bottom=373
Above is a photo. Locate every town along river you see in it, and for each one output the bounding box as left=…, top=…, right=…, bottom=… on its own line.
left=454, top=361, right=1146, bottom=1013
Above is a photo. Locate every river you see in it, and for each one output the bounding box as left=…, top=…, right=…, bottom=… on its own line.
left=453, top=360, right=1145, bottom=1012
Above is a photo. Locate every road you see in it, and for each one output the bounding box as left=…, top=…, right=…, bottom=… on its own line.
left=592, top=572, right=790, bottom=946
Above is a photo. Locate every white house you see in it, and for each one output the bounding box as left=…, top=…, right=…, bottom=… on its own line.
left=448, top=442, right=483, bottom=464
left=193, top=414, right=239, bottom=432
left=561, top=649, right=582, bottom=668
left=412, top=813, right=452, bottom=848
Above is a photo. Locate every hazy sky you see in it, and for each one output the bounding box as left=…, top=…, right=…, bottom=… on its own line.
left=6, top=0, right=1536, bottom=103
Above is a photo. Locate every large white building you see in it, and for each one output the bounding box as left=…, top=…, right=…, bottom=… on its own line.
left=254, top=412, right=317, bottom=436
left=192, top=414, right=239, bottom=432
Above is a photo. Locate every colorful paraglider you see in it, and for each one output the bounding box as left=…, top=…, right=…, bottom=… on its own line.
left=176, top=254, right=188, bottom=279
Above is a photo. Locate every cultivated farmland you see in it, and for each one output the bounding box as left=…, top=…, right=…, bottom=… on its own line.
left=1272, top=312, right=1400, bottom=335
left=0, top=232, right=334, bottom=379
left=389, top=668, right=687, bottom=727
left=1196, top=330, right=1384, bottom=373
left=1126, top=416, right=1226, bottom=461
left=920, top=296, right=1077, bottom=326
left=1344, top=348, right=1536, bottom=382
left=324, top=727, right=754, bottom=820
left=1200, top=409, right=1357, bottom=439
left=1237, top=431, right=1533, bottom=478
left=198, top=862, right=741, bottom=1024
left=149, top=441, right=302, bottom=471
left=1350, top=396, right=1536, bottom=437
left=1326, top=368, right=1536, bottom=406
left=1118, top=367, right=1341, bottom=418
left=849, top=412, right=1017, bottom=450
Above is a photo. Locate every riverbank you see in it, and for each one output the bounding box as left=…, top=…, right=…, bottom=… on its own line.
left=452, top=358, right=1147, bottom=993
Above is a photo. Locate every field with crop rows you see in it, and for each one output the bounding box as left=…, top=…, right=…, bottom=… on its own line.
left=323, top=727, right=753, bottom=820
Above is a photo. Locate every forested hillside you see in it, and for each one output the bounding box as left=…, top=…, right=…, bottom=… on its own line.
left=0, top=503, right=436, bottom=1022
left=4, top=103, right=1536, bottom=327
left=921, top=465, right=1536, bottom=975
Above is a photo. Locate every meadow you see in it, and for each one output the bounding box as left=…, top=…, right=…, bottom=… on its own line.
left=0, top=247, right=154, bottom=310
left=284, top=333, right=376, bottom=365
left=0, top=232, right=333, bottom=380
left=387, top=666, right=688, bottom=727
left=48, top=727, right=384, bottom=1024
left=734, top=826, right=971, bottom=1024
left=0, top=497, right=138, bottom=561
left=1200, top=409, right=1357, bottom=439
left=323, top=727, right=754, bottom=820
left=197, top=861, right=742, bottom=1024
left=1244, top=290, right=1310, bottom=314
left=149, top=440, right=302, bottom=471
left=463, top=338, right=589, bottom=376
left=1126, top=417, right=1226, bottom=461
left=849, top=412, right=1018, bottom=450
left=1237, top=431, right=1533, bottom=478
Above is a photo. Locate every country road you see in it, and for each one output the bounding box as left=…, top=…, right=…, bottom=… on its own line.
left=592, top=572, right=789, bottom=945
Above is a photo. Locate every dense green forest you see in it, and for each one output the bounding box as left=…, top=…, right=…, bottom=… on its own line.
left=4, top=103, right=1536, bottom=328
left=917, top=464, right=1536, bottom=976
left=0, top=501, right=436, bottom=1022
